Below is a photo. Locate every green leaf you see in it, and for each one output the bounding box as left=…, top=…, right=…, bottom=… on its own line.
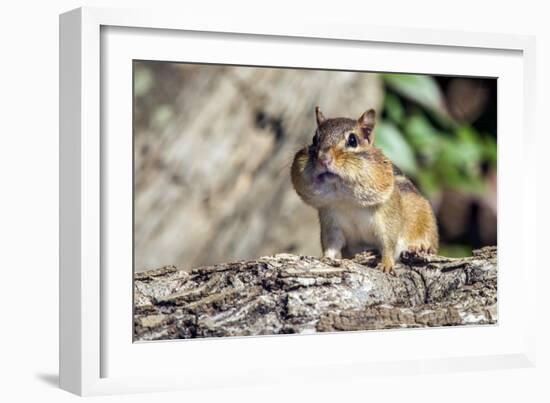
left=383, top=92, right=405, bottom=125
left=383, top=74, right=453, bottom=125
left=482, top=135, right=497, bottom=166
left=404, top=114, right=444, bottom=164
left=376, top=122, right=418, bottom=175
left=416, top=169, right=440, bottom=197
left=439, top=244, right=473, bottom=257
left=455, top=126, right=484, bottom=168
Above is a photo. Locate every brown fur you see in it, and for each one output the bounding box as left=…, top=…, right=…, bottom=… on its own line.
left=291, top=107, right=438, bottom=275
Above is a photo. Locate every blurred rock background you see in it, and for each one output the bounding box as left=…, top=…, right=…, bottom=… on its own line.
left=133, top=61, right=497, bottom=272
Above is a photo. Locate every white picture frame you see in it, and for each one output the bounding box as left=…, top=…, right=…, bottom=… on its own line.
left=59, top=6, right=537, bottom=396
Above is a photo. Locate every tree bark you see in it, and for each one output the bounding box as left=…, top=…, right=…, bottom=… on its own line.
left=134, top=246, right=497, bottom=341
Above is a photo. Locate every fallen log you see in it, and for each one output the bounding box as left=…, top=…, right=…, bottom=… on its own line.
left=134, top=246, right=497, bottom=340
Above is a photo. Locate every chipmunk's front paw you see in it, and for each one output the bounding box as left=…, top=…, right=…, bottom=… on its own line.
left=320, top=255, right=341, bottom=267
left=377, top=258, right=396, bottom=276
left=407, top=243, right=435, bottom=255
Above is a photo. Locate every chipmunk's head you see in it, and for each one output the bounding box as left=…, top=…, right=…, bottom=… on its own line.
left=291, top=107, right=394, bottom=207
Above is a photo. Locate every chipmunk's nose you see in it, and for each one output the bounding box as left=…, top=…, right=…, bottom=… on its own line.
left=318, top=152, right=333, bottom=168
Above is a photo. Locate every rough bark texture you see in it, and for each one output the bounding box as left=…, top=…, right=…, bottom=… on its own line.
left=134, top=246, right=497, bottom=340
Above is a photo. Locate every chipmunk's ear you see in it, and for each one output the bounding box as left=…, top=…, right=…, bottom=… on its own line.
left=358, top=109, right=376, bottom=144
left=315, top=106, right=326, bottom=126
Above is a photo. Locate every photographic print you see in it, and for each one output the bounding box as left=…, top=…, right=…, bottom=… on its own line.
left=133, top=61, right=497, bottom=341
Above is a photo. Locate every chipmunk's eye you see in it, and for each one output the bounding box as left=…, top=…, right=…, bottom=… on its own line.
left=347, top=133, right=358, bottom=148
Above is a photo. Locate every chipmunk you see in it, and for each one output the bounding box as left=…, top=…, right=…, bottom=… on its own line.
left=291, top=107, right=438, bottom=275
